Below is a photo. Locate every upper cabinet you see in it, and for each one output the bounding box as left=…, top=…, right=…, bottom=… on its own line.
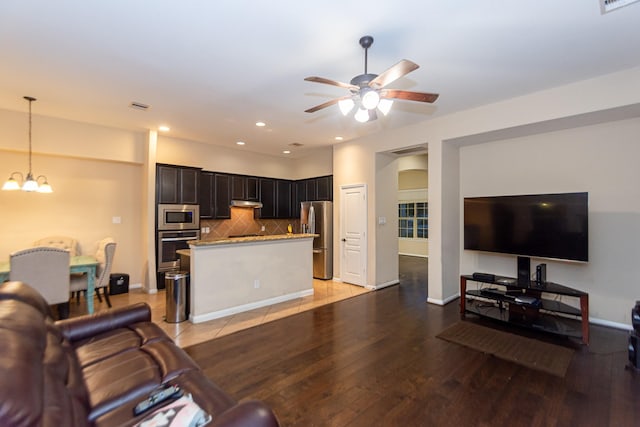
left=294, top=175, right=333, bottom=208
left=199, top=171, right=214, bottom=218
left=258, top=178, right=276, bottom=218
left=315, top=175, right=333, bottom=201
left=231, top=175, right=259, bottom=201
left=213, top=173, right=231, bottom=219
left=199, top=172, right=231, bottom=219
left=157, top=164, right=200, bottom=205
left=276, top=179, right=293, bottom=219
left=159, top=162, right=332, bottom=220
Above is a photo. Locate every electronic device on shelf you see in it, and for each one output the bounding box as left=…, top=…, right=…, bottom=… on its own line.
left=495, top=277, right=516, bottom=285
left=472, top=272, right=495, bottom=282
left=480, top=288, right=503, bottom=297
left=514, top=295, right=541, bottom=306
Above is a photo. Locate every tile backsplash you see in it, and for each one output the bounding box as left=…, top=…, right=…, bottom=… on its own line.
left=200, top=207, right=300, bottom=239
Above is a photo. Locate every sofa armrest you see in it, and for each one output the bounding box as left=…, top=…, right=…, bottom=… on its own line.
left=211, top=400, right=279, bottom=427
left=56, top=302, right=152, bottom=343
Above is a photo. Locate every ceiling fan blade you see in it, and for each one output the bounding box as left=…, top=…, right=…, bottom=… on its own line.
left=304, top=76, right=358, bottom=90
left=304, top=96, right=350, bottom=113
left=369, top=60, right=419, bottom=89
left=381, top=89, right=439, bottom=103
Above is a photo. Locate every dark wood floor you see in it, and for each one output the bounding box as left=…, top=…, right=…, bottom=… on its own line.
left=185, top=256, right=640, bottom=427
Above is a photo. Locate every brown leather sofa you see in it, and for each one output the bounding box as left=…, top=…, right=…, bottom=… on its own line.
left=0, top=281, right=279, bottom=427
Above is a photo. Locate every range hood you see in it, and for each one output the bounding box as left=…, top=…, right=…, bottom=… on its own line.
left=230, top=200, right=263, bottom=208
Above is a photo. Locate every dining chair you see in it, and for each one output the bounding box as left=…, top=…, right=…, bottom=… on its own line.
left=32, top=236, right=79, bottom=256
left=70, top=237, right=116, bottom=308
left=9, top=247, right=71, bottom=319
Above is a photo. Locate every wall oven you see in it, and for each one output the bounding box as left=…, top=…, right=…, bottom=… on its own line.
left=157, top=203, right=200, bottom=275
left=157, top=229, right=200, bottom=272
left=158, top=204, right=200, bottom=231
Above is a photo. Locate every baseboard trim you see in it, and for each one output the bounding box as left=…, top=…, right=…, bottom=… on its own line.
left=191, top=288, right=314, bottom=324
left=590, top=317, right=633, bottom=331
left=398, top=253, right=428, bottom=258
left=427, top=293, right=460, bottom=306
left=366, top=280, right=400, bottom=290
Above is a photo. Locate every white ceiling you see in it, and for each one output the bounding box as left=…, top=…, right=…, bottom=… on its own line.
left=1, top=1, right=639, bottom=158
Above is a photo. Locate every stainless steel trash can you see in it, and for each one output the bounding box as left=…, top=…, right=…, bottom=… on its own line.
left=165, top=271, right=188, bottom=323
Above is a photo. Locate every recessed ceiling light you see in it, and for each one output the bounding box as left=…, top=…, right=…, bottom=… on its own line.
left=256, top=121, right=266, bottom=127
left=158, top=125, right=170, bottom=132
left=335, top=136, right=343, bottom=141
left=236, top=141, right=246, bottom=145
left=283, top=150, right=291, bottom=154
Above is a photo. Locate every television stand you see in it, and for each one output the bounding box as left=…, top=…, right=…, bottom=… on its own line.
left=460, top=275, right=589, bottom=345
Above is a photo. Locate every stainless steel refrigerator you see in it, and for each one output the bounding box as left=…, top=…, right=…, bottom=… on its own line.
left=301, top=201, right=333, bottom=280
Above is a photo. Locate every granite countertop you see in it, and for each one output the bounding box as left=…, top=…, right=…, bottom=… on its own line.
left=188, top=233, right=317, bottom=247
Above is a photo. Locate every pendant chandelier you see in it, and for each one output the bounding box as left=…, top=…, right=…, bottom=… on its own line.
left=2, top=96, right=53, bottom=193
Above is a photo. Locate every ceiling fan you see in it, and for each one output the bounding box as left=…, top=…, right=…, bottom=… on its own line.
left=304, top=35, right=439, bottom=122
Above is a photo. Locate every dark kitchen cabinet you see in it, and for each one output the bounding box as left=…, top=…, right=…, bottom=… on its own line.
left=247, top=177, right=259, bottom=201
left=276, top=179, right=293, bottom=218
left=294, top=180, right=305, bottom=210
left=199, top=171, right=214, bottom=218
left=259, top=178, right=276, bottom=218
left=157, top=164, right=200, bottom=205
left=315, top=175, right=333, bottom=201
left=231, top=175, right=246, bottom=200
left=305, top=179, right=317, bottom=202
left=214, top=173, right=231, bottom=219
left=231, top=175, right=260, bottom=201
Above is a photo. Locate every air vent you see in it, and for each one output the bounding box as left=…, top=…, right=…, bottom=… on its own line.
left=600, top=0, right=640, bottom=13
left=129, top=101, right=150, bottom=111
left=390, top=146, right=427, bottom=156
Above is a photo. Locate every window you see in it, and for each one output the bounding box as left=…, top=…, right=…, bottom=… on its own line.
left=399, top=202, right=428, bottom=239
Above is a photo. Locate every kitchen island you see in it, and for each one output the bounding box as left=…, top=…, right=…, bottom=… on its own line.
left=184, top=234, right=316, bottom=323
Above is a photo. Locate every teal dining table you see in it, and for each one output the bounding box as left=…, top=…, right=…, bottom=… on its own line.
left=0, top=255, right=99, bottom=314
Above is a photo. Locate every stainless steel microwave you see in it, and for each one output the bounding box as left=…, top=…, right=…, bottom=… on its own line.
left=157, top=204, right=200, bottom=231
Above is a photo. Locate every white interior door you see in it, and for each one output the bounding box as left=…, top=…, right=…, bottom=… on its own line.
left=340, top=184, right=367, bottom=286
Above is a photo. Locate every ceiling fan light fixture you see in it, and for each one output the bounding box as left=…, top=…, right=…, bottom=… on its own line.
left=377, top=99, right=393, bottom=116
left=354, top=107, right=370, bottom=123
left=361, top=89, right=380, bottom=110
left=338, top=98, right=355, bottom=115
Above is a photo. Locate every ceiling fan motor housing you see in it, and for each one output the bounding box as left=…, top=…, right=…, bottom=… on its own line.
left=350, top=73, right=378, bottom=88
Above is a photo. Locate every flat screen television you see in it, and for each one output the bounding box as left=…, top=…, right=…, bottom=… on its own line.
left=464, top=192, right=588, bottom=262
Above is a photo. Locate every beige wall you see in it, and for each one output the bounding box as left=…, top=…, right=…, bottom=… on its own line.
left=0, top=110, right=333, bottom=290
left=0, top=150, right=144, bottom=284
left=459, top=117, right=640, bottom=326
left=398, top=169, right=427, bottom=190
left=333, top=65, right=640, bottom=326
left=158, top=135, right=332, bottom=180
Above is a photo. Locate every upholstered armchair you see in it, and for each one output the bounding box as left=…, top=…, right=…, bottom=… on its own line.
left=33, top=235, right=79, bottom=256
left=9, top=247, right=71, bottom=318
left=70, top=237, right=116, bottom=308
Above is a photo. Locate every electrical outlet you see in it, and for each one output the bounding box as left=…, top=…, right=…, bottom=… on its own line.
left=112, top=216, right=121, bottom=224
left=254, top=279, right=260, bottom=289
left=261, top=225, right=265, bottom=231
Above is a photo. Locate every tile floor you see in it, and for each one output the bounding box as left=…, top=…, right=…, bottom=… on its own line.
left=69, top=279, right=369, bottom=348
